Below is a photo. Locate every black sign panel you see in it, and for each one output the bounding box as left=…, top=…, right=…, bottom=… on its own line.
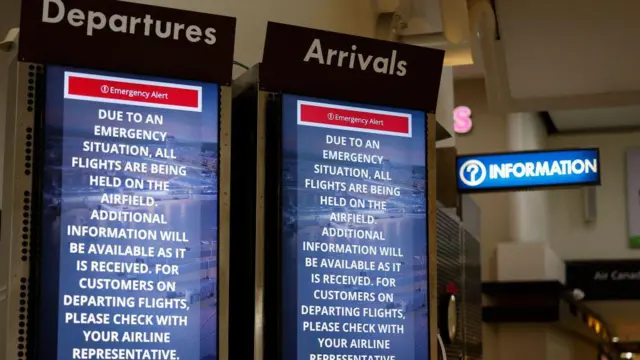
left=566, top=260, right=640, bottom=300
left=260, top=22, right=445, bottom=113
left=19, top=0, right=236, bottom=84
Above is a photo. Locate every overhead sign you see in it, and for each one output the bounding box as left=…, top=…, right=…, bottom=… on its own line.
left=453, top=106, right=472, bottom=134
left=260, top=22, right=445, bottom=113
left=280, top=94, right=429, bottom=360
left=20, top=0, right=236, bottom=84
left=456, top=148, right=600, bottom=192
left=566, top=260, right=640, bottom=300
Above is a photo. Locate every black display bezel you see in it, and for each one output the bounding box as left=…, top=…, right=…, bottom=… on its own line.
left=28, top=65, right=223, bottom=360
left=264, top=90, right=431, bottom=360
left=264, top=92, right=285, bottom=359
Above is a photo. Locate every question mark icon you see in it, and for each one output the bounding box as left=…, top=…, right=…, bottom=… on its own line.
left=453, top=106, right=473, bottom=134
left=459, top=160, right=486, bottom=187
left=467, top=164, right=479, bottom=182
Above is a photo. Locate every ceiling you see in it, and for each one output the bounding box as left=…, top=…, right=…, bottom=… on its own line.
left=445, top=0, right=640, bottom=133
left=586, top=301, right=640, bottom=359
left=589, top=301, right=640, bottom=343
left=453, top=63, right=484, bottom=79
left=451, top=65, right=640, bottom=133
left=549, top=106, right=640, bottom=132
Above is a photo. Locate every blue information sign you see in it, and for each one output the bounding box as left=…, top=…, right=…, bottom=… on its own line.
left=39, top=66, right=219, bottom=360
left=456, top=148, right=600, bottom=192
left=280, top=94, right=429, bottom=360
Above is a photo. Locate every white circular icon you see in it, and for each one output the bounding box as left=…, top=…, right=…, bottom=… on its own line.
left=327, top=112, right=335, bottom=120
left=459, top=159, right=487, bottom=187
left=100, top=85, right=109, bottom=94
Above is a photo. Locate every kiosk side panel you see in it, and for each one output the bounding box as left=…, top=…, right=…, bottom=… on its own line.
left=253, top=90, right=270, bottom=360
left=428, top=113, right=437, bottom=360
left=228, top=81, right=259, bottom=360
left=263, top=93, right=283, bottom=360
left=219, top=85, right=232, bottom=360
left=0, top=61, right=38, bottom=360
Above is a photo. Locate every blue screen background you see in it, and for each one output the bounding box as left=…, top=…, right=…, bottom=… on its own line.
left=40, top=66, right=219, bottom=360
left=281, top=94, right=429, bottom=360
left=456, top=148, right=600, bottom=191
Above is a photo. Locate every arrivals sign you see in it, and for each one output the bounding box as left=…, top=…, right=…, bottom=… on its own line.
left=261, top=22, right=445, bottom=113
left=456, top=148, right=601, bottom=192
left=20, top=0, right=236, bottom=84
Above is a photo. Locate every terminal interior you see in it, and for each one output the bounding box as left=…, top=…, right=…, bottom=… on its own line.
left=2, top=0, right=640, bottom=360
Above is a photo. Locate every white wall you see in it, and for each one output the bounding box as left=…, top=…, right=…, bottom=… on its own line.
left=455, top=78, right=510, bottom=280
left=454, top=79, right=602, bottom=360
left=507, top=112, right=550, bottom=244
left=454, top=78, right=508, bottom=360
left=495, top=325, right=595, bottom=360
left=455, top=79, right=640, bottom=261
left=126, top=0, right=378, bottom=77
left=436, top=67, right=455, bottom=148
left=0, top=0, right=20, bottom=206
left=453, top=81, right=640, bottom=262
left=495, top=0, right=640, bottom=99
left=0, top=56, right=9, bottom=206
left=548, top=131, right=640, bottom=260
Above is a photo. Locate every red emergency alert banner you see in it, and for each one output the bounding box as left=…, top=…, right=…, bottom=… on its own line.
left=64, top=72, right=202, bottom=112
left=298, top=101, right=412, bottom=137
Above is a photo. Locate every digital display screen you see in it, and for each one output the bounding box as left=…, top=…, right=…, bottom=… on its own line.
left=39, top=66, right=219, bottom=360
left=281, top=94, right=429, bottom=360
left=456, top=148, right=600, bottom=192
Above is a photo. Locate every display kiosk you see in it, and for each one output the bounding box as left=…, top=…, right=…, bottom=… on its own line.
left=0, top=1, right=235, bottom=360
left=230, top=22, right=445, bottom=360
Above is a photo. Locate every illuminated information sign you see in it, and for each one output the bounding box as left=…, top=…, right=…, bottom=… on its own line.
left=40, top=66, right=219, bottom=360
left=280, top=94, right=429, bottom=360
left=456, top=148, right=601, bottom=192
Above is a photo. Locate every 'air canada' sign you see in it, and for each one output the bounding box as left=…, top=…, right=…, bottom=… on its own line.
left=566, top=260, right=640, bottom=300
left=260, top=22, right=445, bottom=113
left=20, top=0, right=236, bottom=84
